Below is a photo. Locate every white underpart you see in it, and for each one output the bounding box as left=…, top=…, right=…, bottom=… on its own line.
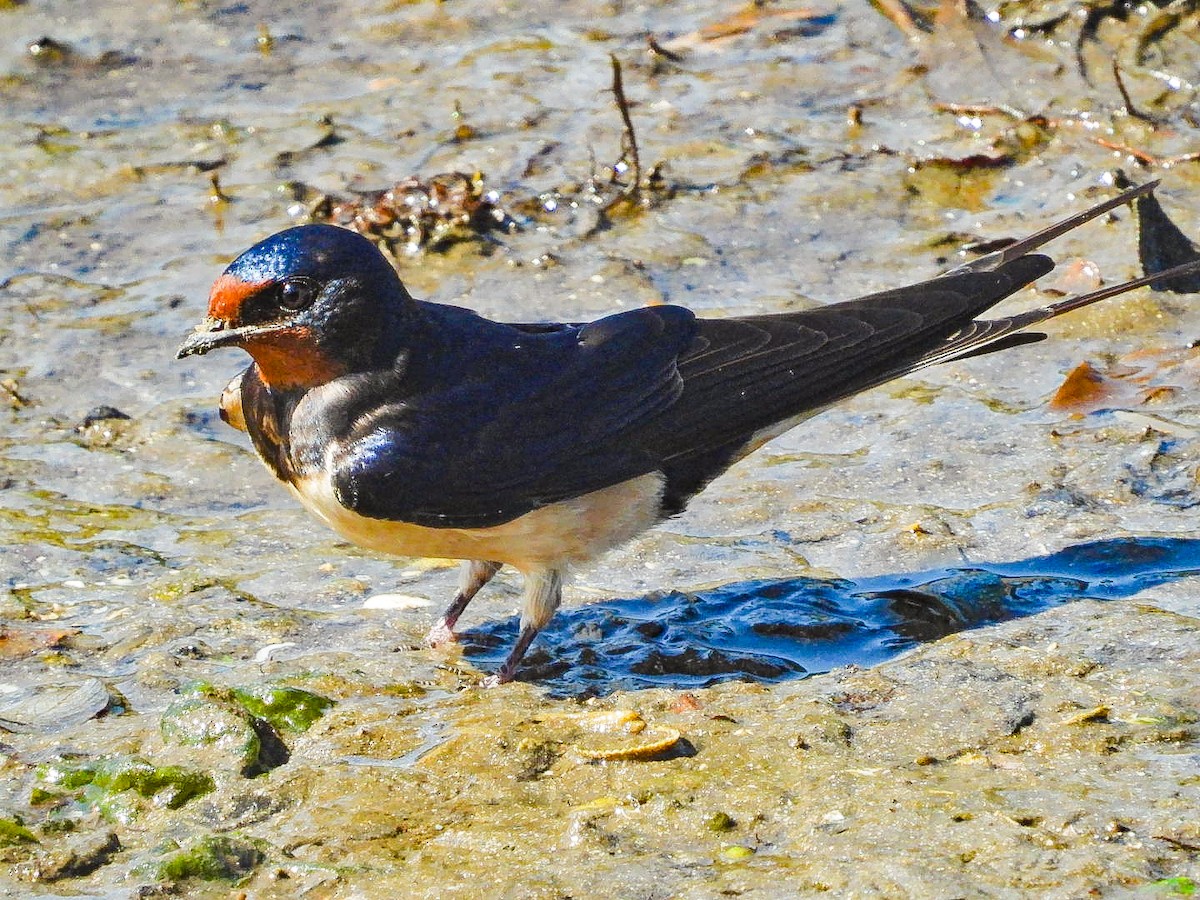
left=289, top=466, right=667, bottom=628
left=219, top=371, right=247, bottom=432
left=289, top=468, right=666, bottom=571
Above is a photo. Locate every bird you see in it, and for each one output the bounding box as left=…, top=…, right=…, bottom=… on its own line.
left=177, top=180, right=1200, bottom=686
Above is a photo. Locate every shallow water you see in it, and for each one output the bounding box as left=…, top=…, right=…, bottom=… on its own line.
left=2, top=0, right=1199, bottom=896
left=469, top=536, right=1200, bottom=694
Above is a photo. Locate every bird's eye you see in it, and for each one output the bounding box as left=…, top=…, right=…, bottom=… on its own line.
left=277, top=278, right=317, bottom=312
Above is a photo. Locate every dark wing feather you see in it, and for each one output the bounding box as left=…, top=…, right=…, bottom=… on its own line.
left=645, top=255, right=1054, bottom=504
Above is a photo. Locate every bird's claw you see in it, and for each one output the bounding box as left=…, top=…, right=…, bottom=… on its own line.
left=425, top=620, right=457, bottom=648
left=480, top=671, right=512, bottom=688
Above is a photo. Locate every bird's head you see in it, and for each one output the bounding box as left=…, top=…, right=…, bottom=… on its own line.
left=176, top=224, right=421, bottom=390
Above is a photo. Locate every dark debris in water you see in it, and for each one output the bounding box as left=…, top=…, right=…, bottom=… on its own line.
left=303, top=171, right=520, bottom=256
left=78, top=405, right=130, bottom=429
left=464, top=537, right=1200, bottom=697
left=26, top=36, right=136, bottom=71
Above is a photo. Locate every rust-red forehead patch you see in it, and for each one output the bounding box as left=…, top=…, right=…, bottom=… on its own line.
left=208, top=274, right=271, bottom=322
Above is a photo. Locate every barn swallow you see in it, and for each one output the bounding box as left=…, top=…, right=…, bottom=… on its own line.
left=178, top=180, right=1200, bottom=686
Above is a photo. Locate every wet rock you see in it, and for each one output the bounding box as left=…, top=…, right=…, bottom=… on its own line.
left=823, top=658, right=1040, bottom=763
left=160, top=695, right=264, bottom=776
left=194, top=790, right=286, bottom=831
left=515, top=741, right=559, bottom=780
left=0, top=679, right=111, bottom=734
left=73, top=406, right=136, bottom=449
left=26, top=36, right=72, bottom=65
left=79, top=405, right=131, bottom=428
left=26, top=36, right=135, bottom=70
left=13, top=830, right=120, bottom=882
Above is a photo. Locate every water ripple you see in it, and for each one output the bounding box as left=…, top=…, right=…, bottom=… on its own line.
left=464, top=537, right=1200, bottom=696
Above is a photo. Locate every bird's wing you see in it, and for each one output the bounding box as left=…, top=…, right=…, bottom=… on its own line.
left=647, top=255, right=1055, bottom=504
left=330, top=305, right=700, bottom=528
left=332, top=256, right=1055, bottom=527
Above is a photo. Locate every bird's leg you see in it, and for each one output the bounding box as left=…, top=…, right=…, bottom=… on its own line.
left=426, top=560, right=501, bottom=647
left=481, top=568, right=563, bottom=687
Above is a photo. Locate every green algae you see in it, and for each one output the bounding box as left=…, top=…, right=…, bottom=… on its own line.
left=231, top=684, right=335, bottom=734
left=0, top=491, right=167, bottom=549
left=36, top=756, right=215, bottom=815
left=0, top=817, right=38, bottom=846
left=1151, top=878, right=1197, bottom=897
left=175, top=681, right=334, bottom=733
left=29, top=787, right=62, bottom=806
left=157, top=834, right=266, bottom=883
left=720, top=845, right=756, bottom=860
left=146, top=573, right=248, bottom=604
left=705, top=811, right=737, bottom=832
left=160, top=682, right=334, bottom=777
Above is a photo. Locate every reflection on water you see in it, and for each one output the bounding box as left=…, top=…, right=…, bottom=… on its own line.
left=464, top=537, right=1200, bottom=696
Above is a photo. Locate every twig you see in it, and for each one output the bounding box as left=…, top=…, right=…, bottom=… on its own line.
left=1155, top=834, right=1200, bottom=852
left=1094, top=137, right=1159, bottom=166
left=647, top=35, right=684, bottom=63
left=2, top=379, right=30, bottom=408
left=609, top=54, right=641, bottom=197
left=870, top=0, right=928, bottom=37
left=933, top=101, right=1027, bottom=120
left=1112, top=57, right=1163, bottom=127
left=208, top=172, right=231, bottom=204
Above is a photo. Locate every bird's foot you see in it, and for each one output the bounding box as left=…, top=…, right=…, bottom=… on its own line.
left=480, top=670, right=512, bottom=689
left=426, top=619, right=458, bottom=648
left=478, top=621, right=541, bottom=687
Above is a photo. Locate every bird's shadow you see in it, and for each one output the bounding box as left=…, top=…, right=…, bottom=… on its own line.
left=461, top=536, right=1200, bottom=697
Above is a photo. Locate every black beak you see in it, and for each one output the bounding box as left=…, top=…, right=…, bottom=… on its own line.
left=176, top=317, right=236, bottom=359
left=176, top=317, right=284, bottom=359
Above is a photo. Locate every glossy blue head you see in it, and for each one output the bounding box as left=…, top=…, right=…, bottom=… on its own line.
left=177, top=225, right=421, bottom=389
left=221, top=224, right=399, bottom=291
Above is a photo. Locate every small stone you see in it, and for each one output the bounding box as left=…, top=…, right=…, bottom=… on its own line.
left=722, top=845, right=755, bottom=860
left=79, top=405, right=131, bottom=428
left=14, top=831, right=120, bottom=882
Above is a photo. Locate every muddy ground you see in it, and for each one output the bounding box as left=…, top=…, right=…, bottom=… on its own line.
left=1, top=0, right=1198, bottom=897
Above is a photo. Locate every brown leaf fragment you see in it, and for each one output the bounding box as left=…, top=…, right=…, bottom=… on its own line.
left=920, top=153, right=1013, bottom=171
left=306, top=172, right=518, bottom=256
left=1049, top=361, right=1116, bottom=412
left=1048, top=348, right=1200, bottom=416
left=698, top=5, right=821, bottom=40
left=671, top=692, right=703, bottom=713
left=663, top=6, right=825, bottom=52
